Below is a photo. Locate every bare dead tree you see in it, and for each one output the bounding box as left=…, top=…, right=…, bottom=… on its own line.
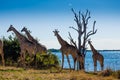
left=69, top=8, right=97, bottom=70
left=68, top=32, right=77, bottom=48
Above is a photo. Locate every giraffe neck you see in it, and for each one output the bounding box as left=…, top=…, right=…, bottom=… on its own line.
left=24, top=30, right=34, bottom=41
left=89, top=43, right=97, bottom=55
left=56, top=33, right=68, bottom=46
left=11, top=28, right=25, bottom=43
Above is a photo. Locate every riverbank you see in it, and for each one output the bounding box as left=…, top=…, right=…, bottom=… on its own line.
left=0, top=66, right=117, bottom=80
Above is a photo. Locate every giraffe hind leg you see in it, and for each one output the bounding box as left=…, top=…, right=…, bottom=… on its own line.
left=74, top=58, right=77, bottom=70
left=94, top=61, right=97, bottom=72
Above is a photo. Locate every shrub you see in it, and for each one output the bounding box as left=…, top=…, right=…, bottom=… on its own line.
left=99, top=68, right=113, bottom=77
left=3, top=36, right=20, bottom=66
left=112, top=70, right=120, bottom=79
left=35, top=51, right=60, bottom=69
left=2, top=36, right=60, bottom=69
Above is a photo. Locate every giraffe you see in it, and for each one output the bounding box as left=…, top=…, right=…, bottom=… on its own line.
left=88, top=40, right=104, bottom=72
left=53, top=29, right=79, bottom=70
left=21, top=27, right=38, bottom=43
left=0, top=40, right=5, bottom=66
left=21, top=27, right=47, bottom=54
left=7, top=25, right=37, bottom=67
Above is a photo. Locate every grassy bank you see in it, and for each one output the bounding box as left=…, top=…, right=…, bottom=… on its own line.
left=0, top=66, right=117, bottom=80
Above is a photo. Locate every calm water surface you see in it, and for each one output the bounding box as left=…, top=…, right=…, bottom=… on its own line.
left=52, top=50, right=120, bottom=71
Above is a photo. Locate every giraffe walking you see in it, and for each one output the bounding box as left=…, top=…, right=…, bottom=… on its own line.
left=21, top=27, right=47, bottom=54
left=88, top=40, right=104, bottom=72
left=0, top=40, right=5, bottom=66
left=53, top=29, right=79, bottom=70
left=7, top=25, right=37, bottom=67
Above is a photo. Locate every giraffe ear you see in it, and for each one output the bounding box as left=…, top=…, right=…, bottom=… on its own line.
left=10, top=25, right=13, bottom=27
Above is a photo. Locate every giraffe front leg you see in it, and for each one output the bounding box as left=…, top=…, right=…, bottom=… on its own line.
left=61, top=53, right=64, bottom=70
left=17, top=53, right=23, bottom=67
left=1, top=53, right=5, bottom=66
left=66, top=55, right=71, bottom=71
left=20, top=52, right=26, bottom=68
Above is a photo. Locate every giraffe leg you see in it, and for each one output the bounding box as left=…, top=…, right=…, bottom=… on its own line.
left=101, top=65, right=103, bottom=71
left=0, top=52, right=5, bottom=66
left=101, top=62, right=104, bottom=71
left=22, top=52, right=26, bottom=68
left=61, top=53, right=64, bottom=70
left=34, top=55, right=37, bottom=67
left=66, top=55, right=71, bottom=71
left=32, top=54, right=36, bottom=67
left=74, top=58, right=77, bottom=70
left=1, top=53, right=5, bottom=66
left=94, top=61, right=97, bottom=72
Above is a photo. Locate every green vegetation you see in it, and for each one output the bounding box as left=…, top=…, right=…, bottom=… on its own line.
left=3, top=36, right=20, bottom=66
left=2, top=35, right=60, bottom=69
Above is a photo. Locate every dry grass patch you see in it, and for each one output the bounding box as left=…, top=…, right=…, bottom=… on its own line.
left=0, top=66, right=117, bottom=80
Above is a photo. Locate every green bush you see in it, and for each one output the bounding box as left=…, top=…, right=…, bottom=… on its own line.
left=3, top=36, right=20, bottom=66
left=2, top=35, right=60, bottom=69
left=34, top=51, right=60, bottom=69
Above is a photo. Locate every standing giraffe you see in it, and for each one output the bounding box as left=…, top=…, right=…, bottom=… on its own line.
left=88, top=40, right=104, bottom=72
left=0, top=40, right=5, bottom=66
left=21, top=27, right=38, bottom=43
left=53, top=29, right=79, bottom=70
left=7, top=25, right=37, bottom=67
left=21, top=27, right=47, bottom=54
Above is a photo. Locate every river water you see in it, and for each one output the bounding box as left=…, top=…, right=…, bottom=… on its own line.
left=52, top=50, right=120, bottom=71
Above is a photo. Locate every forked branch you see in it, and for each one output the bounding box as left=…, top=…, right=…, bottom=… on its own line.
left=68, top=32, right=77, bottom=48
left=86, top=21, right=97, bottom=39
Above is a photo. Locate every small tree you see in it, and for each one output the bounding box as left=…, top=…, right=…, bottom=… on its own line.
left=69, top=8, right=97, bottom=70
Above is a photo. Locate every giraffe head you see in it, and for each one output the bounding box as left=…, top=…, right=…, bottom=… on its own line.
left=53, top=29, right=59, bottom=36
left=21, top=27, right=27, bottom=32
left=7, top=25, right=14, bottom=32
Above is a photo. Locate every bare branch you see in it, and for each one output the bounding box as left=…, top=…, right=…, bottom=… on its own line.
left=78, top=11, right=81, bottom=22
left=93, top=21, right=96, bottom=31
left=69, top=26, right=79, bottom=32
left=85, top=9, right=89, bottom=19
left=71, top=8, right=79, bottom=23
left=71, top=8, right=83, bottom=30
left=68, top=32, right=77, bottom=48
left=86, top=12, right=91, bottom=25
left=86, top=21, right=97, bottom=39
left=71, top=8, right=76, bottom=15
